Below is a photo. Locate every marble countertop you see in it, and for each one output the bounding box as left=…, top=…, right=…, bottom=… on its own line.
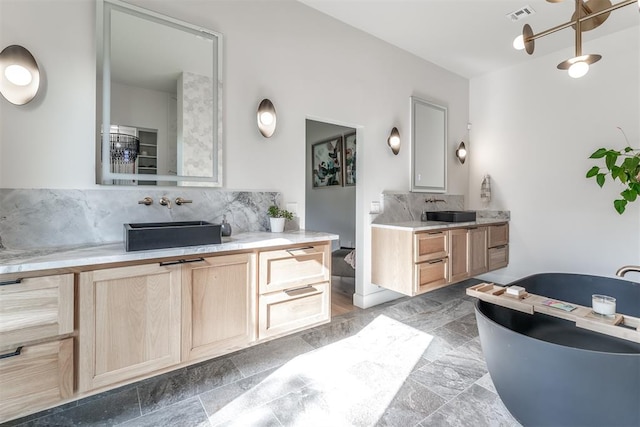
left=371, top=218, right=508, bottom=232
left=0, top=230, right=339, bottom=276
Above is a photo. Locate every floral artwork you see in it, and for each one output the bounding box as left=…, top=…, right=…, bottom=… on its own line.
left=343, top=132, right=356, bottom=186
left=312, top=136, right=342, bottom=187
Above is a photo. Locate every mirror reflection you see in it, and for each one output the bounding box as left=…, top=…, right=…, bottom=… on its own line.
left=97, top=0, right=222, bottom=186
left=410, top=96, right=447, bottom=193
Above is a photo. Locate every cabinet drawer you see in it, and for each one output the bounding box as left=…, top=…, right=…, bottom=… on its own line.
left=259, top=282, right=330, bottom=339
left=259, top=245, right=330, bottom=293
left=0, top=274, right=74, bottom=350
left=0, top=338, right=73, bottom=423
left=414, top=231, right=448, bottom=263
left=488, top=245, right=509, bottom=270
left=415, top=258, right=449, bottom=295
left=488, top=224, right=509, bottom=247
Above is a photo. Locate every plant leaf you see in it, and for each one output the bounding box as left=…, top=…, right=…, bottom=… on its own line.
left=586, top=166, right=600, bottom=178
left=614, top=199, right=627, bottom=214
left=605, top=152, right=619, bottom=170
left=596, top=173, right=605, bottom=187
left=621, top=189, right=638, bottom=202
left=610, top=166, right=621, bottom=180
left=589, top=148, right=608, bottom=159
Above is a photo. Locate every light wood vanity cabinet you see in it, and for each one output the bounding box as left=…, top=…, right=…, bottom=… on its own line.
left=372, top=222, right=508, bottom=297
left=0, top=274, right=75, bottom=422
left=488, top=223, right=509, bottom=270
left=77, top=263, right=182, bottom=392
left=182, top=253, right=256, bottom=362
left=258, top=244, right=331, bottom=339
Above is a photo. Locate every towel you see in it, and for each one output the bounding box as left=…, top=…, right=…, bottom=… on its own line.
left=344, top=250, right=356, bottom=269
left=481, top=174, right=491, bottom=203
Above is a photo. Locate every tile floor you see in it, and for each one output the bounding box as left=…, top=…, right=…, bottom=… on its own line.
left=4, top=279, right=522, bottom=427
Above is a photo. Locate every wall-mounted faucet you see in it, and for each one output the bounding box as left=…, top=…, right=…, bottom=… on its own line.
left=175, top=197, right=192, bottom=206
left=425, top=197, right=446, bottom=203
left=616, top=265, right=640, bottom=277
left=138, top=197, right=153, bottom=206
left=160, top=196, right=171, bottom=209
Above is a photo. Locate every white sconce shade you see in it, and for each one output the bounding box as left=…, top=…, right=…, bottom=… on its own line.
left=456, top=141, right=467, bottom=164
left=387, top=127, right=400, bottom=155
left=257, top=98, right=277, bottom=138
left=0, top=45, right=40, bottom=105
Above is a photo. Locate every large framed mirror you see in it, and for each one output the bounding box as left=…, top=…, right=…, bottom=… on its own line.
left=97, top=0, right=223, bottom=186
left=410, top=96, right=447, bottom=193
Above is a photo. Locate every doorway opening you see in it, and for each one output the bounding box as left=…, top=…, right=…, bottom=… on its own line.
left=305, top=119, right=359, bottom=317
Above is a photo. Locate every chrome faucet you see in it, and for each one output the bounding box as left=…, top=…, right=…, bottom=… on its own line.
left=175, top=197, right=192, bottom=206
left=159, top=196, right=171, bottom=209
left=615, top=265, right=640, bottom=277
left=425, top=197, right=446, bottom=203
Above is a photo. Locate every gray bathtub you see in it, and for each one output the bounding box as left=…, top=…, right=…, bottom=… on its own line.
left=475, top=273, right=640, bottom=427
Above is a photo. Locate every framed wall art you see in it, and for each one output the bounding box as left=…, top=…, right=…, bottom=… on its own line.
left=312, top=136, right=342, bottom=188
left=343, top=132, right=356, bottom=186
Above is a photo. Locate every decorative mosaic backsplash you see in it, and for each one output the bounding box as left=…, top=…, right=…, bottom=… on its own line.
left=0, top=188, right=280, bottom=250
left=372, top=191, right=509, bottom=223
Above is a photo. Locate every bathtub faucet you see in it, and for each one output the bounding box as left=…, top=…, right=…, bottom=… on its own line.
left=615, top=265, right=640, bottom=277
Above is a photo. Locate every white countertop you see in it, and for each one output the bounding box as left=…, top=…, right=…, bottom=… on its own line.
left=0, top=230, right=339, bottom=276
left=371, top=218, right=508, bottom=232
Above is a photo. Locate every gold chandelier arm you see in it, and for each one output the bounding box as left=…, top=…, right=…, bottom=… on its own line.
left=525, top=0, right=636, bottom=44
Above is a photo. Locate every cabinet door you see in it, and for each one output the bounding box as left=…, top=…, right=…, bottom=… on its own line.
left=414, top=231, right=448, bottom=263
left=77, top=263, right=181, bottom=392
left=0, top=274, right=73, bottom=350
left=468, top=227, right=488, bottom=276
left=259, top=245, right=330, bottom=293
left=448, top=229, right=470, bottom=283
left=182, top=253, right=256, bottom=362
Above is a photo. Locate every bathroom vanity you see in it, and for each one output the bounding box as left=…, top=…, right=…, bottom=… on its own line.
left=0, top=231, right=336, bottom=423
left=371, top=220, right=508, bottom=296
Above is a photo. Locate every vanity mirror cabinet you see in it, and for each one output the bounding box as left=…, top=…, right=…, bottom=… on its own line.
left=96, top=0, right=223, bottom=186
left=0, top=238, right=332, bottom=423
left=411, top=96, right=447, bottom=193
left=371, top=223, right=508, bottom=297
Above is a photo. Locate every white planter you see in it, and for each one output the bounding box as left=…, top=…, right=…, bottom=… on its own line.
left=269, top=217, right=285, bottom=232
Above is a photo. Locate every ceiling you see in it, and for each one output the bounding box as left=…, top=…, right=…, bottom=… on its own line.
left=298, top=0, right=639, bottom=78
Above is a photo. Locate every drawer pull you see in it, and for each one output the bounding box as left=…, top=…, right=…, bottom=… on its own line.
left=427, top=259, right=445, bottom=264
left=0, top=278, right=22, bottom=286
left=427, top=231, right=443, bottom=235
left=284, top=286, right=318, bottom=297
left=159, top=257, right=205, bottom=266
left=286, top=246, right=314, bottom=254
left=0, top=346, right=23, bottom=360
left=493, top=245, right=507, bottom=249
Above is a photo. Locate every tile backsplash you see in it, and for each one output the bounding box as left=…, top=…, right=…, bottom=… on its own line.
left=0, top=188, right=280, bottom=250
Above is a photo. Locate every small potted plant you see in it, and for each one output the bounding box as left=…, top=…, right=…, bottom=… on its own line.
left=267, top=205, right=294, bottom=232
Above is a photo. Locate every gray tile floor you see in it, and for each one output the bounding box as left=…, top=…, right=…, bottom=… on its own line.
left=5, top=279, right=522, bottom=427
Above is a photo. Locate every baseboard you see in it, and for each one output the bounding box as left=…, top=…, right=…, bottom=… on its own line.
left=353, top=288, right=403, bottom=309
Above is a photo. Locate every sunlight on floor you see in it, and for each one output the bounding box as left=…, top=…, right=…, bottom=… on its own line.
left=207, top=315, right=434, bottom=426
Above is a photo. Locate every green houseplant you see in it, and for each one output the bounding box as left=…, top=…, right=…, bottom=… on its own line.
left=267, top=205, right=294, bottom=232
left=586, top=128, right=640, bottom=214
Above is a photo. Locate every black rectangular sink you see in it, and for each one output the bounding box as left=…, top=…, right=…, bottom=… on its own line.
left=124, top=221, right=222, bottom=252
left=425, top=211, right=476, bottom=223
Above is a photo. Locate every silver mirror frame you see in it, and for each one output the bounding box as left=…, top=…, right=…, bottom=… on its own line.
left=97, top=0, right=223, bottom=186
left=410, top=96, right=447, bottom=193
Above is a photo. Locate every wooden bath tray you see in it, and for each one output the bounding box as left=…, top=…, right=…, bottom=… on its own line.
left=467, top=283, right=640, bottom=344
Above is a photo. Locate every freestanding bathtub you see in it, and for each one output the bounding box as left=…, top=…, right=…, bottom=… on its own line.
left=475, top=273, right=640, bottom=427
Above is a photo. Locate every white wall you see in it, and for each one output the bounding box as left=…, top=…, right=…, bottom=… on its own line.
left=469, top=27, right=640, bottom=283
left=0, top=0, right=469, bottom=307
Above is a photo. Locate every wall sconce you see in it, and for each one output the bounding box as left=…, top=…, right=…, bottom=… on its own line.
left=456, top=141, right=467, bottom=164
left=257, top=98, right=277, bottom=138
left=387, top=127, right=400, bottom=155
left=513, top=0, right=636, bottom=78
left=0, top=45, right=40, bottom=105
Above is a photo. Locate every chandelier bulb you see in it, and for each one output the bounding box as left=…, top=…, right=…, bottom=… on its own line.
left=512, top=35, right=525, bottom=50
left=568, top=61, right=589, bottom=78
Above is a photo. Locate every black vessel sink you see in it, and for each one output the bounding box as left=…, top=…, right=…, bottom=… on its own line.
left=124, top=221, right=222, bottom=251
left=425, top=211, right=476, bottom=222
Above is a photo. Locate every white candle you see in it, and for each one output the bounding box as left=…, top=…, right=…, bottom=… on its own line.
left=592, top=295, right=616, bottom=316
